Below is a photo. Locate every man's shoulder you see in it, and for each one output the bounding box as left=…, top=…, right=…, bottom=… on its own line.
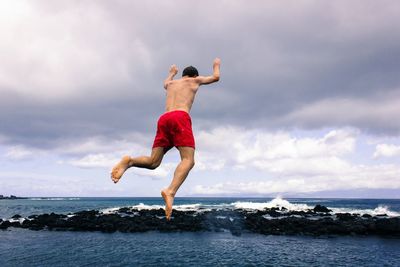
left=170, top=77, right=199, bottom=86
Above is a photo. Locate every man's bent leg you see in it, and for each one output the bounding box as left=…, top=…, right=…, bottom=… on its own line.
left=129, top=147, right=166, bottom=169
left=111, top=147, right=166, bottom=183
left=161, top=146, right=195, bottom=220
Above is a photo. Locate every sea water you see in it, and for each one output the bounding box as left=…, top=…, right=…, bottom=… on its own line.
left=1, top=197, right=400, bottom=266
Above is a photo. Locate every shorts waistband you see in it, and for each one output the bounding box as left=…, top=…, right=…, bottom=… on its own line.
left=162, top=110, right=190, bottom=116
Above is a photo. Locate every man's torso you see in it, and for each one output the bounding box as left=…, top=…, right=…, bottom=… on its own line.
left=165, top=78, right=200, bottom=113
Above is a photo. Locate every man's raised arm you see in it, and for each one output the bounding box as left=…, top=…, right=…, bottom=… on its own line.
left=164, top=64, right=178, bottom=89
left=195, top=58, right=221, bottom=85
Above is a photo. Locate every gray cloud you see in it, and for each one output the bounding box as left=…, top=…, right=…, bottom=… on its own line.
left=282, top=91, right=400, bottom=134
left=1, top=0, right=400, bottom=151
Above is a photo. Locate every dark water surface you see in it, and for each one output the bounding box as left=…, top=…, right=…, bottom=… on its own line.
left=1, top=229, right=400, bottom=267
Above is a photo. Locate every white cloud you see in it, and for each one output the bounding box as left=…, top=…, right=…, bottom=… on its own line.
left=54, top=134, right=150, bottom=156
left=0, top=170, right=125, bottom=197
left=192, top=127, right=400, bottom=195
left=132, top=163, right=175, bottom=180
left=5, top=145, right=36, bottom=160
left=192, top=163, right=400, bottom=196
left=64, top=152, right=175, bottom=179
left=54, top=133, right=171, bottom=179
left=195, top=152, right=226, bottom=171
left=252, top=157, right=351, bottom=176
left=196, top=127, right=357, bottom=173
left=1, top=126, right=399, bottom=196
left=374, top=144, right=400, bottom=158
left=65, top=153, right=118, bottom=169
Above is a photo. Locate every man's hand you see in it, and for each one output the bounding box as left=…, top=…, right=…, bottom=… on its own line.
left=213, top=58, right=221, bottom=66
left=169, top=64, right=178, bottom=75
left=194, top=57, right=221, bottom=85
left=164, top=64, right=178, bottom=89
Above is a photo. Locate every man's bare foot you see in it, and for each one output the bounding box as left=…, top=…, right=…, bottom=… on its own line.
left=161, top=189, right=175, bottom=221
left=111, top=155, right=131, bottom=183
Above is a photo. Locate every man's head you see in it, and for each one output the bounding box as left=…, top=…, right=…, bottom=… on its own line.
left=182, top=66, right=199, bottom=77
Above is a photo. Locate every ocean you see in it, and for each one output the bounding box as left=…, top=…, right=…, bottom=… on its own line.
left=1, top=197, right=400, bottom=266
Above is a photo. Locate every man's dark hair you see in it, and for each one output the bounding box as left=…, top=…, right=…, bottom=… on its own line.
left=182, top=66, right=199, bottom=77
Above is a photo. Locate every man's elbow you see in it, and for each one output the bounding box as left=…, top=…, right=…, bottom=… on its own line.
left=213, top=75, right=220, bottom=82
left=164, top=80, right=170, bottom=89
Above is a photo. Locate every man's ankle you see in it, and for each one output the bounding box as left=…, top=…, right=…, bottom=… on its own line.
left=164, top=188, right=176, bottom=196
left=126, top=157, right=134, bottom=167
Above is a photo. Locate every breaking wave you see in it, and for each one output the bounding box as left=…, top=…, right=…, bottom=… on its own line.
left=330, top=205, right=400, bottom=217
left=100, top=197, right=400, bottom=217
left=232, top=197, right=312, bottom=211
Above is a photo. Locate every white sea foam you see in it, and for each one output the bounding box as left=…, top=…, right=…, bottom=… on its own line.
left=8, top=218, right=25, bottom=223
left=330, top=205, right=400, bottom=217
left=100, top=203, right=211, bottom=214
left=233, top=197, right=312, bottom=212
left=97, top=197, right=400, bottom=218
left=262, top=214, right=286, bottom=220
left=100, top=207, right=121, bottom=214
left=99, top=197, right=323, bottom=214
left=131, top=203, right=164, bottom=210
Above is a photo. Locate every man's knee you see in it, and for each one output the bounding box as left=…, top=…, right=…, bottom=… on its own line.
left=184, top=158, right=195, bottom=169
left=149, top=159, right=162, bottom=170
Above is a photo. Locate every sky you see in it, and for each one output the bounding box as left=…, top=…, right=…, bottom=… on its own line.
left=1, top=0, right=400, bottom=198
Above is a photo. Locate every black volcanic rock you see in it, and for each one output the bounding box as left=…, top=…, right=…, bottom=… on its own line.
left=0, top=195, right=27, bottom=200
left=375, top=217, right=400, bottom=234
left=0, top=220, right=12, bottom=229
left=1, top=207, right=400, bottom=237
left=313, top=205, right=332, bottom=213
left=336, top=213, right=356, bottom=221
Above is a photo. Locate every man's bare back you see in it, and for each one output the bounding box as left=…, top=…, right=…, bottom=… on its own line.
left=164, top=58, right=221, bottom=113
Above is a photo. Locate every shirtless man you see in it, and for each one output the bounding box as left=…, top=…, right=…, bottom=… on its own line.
left=111, top=58, right=221, bottom=220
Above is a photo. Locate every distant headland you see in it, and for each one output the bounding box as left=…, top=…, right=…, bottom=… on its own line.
left=0, top=195, right=27, bottom=200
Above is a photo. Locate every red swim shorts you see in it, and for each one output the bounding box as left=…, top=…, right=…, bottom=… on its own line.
left=152, top=110, right=195, bottom=149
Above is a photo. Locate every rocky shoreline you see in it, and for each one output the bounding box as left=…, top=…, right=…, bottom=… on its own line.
left=0, top=195, right=27, bottom=200
left=1, top=205, right=399, bottom=237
